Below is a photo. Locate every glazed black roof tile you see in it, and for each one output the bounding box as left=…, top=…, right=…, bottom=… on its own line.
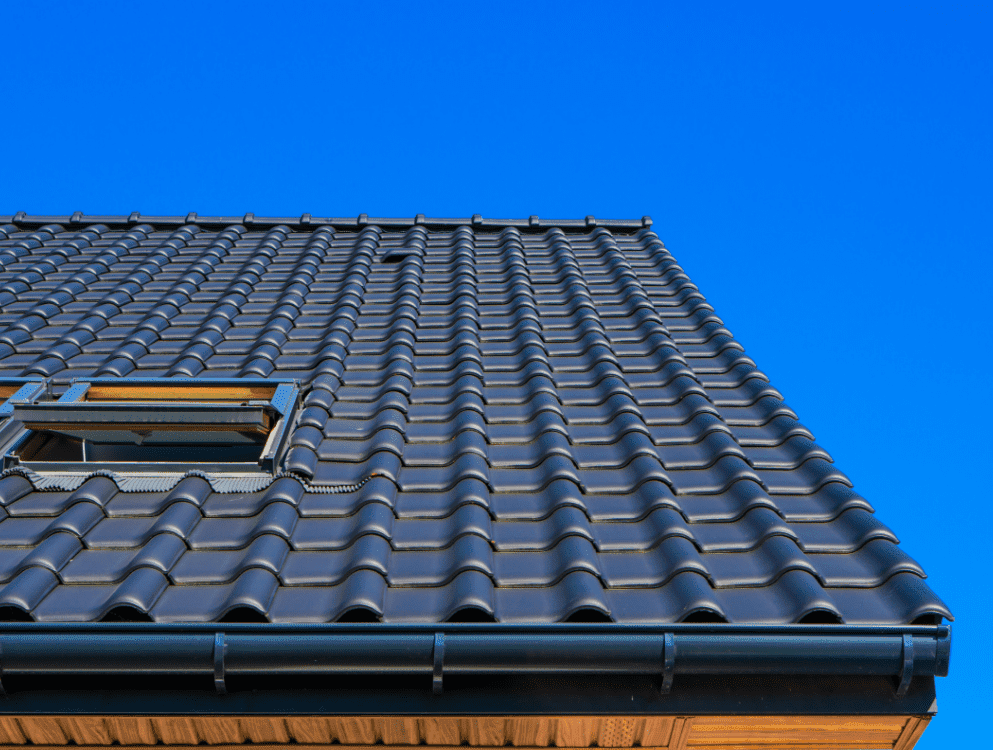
left=0, top=216, right=952, bottom=625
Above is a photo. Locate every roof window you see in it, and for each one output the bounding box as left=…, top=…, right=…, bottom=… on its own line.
left=3, top=377, right=299, bottom=475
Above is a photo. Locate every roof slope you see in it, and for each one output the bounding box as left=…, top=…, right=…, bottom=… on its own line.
left=0, top=217, right=952, bottom=625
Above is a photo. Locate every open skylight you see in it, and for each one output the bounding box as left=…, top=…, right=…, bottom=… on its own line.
left=4, top=377, right=299, bottom=474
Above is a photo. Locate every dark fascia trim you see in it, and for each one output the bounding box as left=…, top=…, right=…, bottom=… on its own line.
left=0, top=213, right=654, bottom=232
left=0, top=674, right=938, bottom=717
left=0, top=623, right=950, bottom=697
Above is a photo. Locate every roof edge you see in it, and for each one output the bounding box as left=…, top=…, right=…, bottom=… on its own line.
left=0, top=676, right=939, bottom=717
left=0, top=213, right=654, bottom=231
left=0, top=624, right=951, bottom=686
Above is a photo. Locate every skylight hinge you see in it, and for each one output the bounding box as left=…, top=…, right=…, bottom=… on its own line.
left=58, top=382, right=90, bottom=402
left=270, top=383, right=296, bottom=416
left=0, top=381, right=45, bottom=416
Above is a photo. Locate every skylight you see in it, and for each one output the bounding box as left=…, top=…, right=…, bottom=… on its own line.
left=3, top=377, right=299, bottom=474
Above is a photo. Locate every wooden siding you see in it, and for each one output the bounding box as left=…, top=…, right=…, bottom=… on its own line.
left=687, top=716, right=928, bottom=749
left=0, top=715, right=928, bottom=749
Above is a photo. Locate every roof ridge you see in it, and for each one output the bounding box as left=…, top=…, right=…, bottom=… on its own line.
left=0, top=213, right=654, bottom=231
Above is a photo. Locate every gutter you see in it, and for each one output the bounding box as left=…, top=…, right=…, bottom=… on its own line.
left=0, top=623, right=949, bottom=698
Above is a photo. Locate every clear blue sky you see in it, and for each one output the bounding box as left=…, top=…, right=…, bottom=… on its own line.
left=2, top=2, right=990, bottom=744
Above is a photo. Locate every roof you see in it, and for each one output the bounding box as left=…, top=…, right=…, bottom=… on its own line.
left=0, top=215, right=952, bottom=626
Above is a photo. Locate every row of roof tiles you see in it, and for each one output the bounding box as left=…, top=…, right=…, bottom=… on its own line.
left=0, top=475, right=886, bottom=548
left=1, top=567, right=941, bottom=625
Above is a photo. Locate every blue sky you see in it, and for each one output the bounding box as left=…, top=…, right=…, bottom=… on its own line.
left=2, top=2, right=990, bottom=744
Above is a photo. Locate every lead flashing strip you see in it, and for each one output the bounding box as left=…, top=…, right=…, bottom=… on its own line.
left=0, top=467, right=374, bottom=494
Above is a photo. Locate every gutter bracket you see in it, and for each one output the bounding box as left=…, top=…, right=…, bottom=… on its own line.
left=214, top=632, right=227, bottom=695
left=432, top=632, right=445, bottom=695
left=896, top=633, right=914, bottom=697
left=661, top=631, right=675, bottom=694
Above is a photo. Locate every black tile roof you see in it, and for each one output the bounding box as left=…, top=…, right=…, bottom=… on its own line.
left=0, top=216, right=952, bottom=625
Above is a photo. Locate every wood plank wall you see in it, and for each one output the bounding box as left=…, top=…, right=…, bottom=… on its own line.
left=0, top=715, right=929, bottom=749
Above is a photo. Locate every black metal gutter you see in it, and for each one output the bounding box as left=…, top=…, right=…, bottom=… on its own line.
left=0, top=623, right=950, bottom=700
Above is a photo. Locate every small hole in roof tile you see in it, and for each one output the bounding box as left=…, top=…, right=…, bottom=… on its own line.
left=219, top=606, right=270, bottom=624
left=380, top=251, right=408, bottom=263
left=0, top=606, right=33, bottom=622
left=680, top=609, right=728, bottom=624
left=563, top=608, right=613, bottom=624
left=336, top=607, right=382, bottom=623
left=446, top=607, right=497, bottom=623
left=911, top=613, right=943, bottom=625
left=797, top=610, right=843, bottom=625
left=101, top=606, right=153, bottom=623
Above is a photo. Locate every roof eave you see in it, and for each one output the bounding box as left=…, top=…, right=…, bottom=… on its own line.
left=0, top=622, right=950, bottom=709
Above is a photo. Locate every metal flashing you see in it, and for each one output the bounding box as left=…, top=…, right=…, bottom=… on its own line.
left=0, top=381, right=45, bottom=419
left=0, top=380, right=46, bottom=453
